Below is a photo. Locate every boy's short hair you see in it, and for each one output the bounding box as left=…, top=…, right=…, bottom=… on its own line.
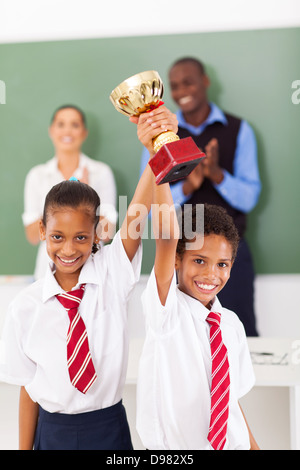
left=176, top=204, right=239, bottom=260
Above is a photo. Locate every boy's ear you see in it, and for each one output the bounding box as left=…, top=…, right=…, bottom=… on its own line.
left=39, top=220, right=46, bottom=241
left=175, top=253, right=181, bottom=270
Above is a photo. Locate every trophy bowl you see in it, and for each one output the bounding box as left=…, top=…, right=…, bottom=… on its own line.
left=110, top=70, right=164, bottom=117
left=110, top=70, right=205, bottom=184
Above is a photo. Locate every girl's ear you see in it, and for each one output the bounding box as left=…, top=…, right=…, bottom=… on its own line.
left=39, top=220, right=46, bottom=241
left=92, top=231, right=100, bottom=254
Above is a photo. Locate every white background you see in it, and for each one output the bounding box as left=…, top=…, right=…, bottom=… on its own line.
left=1, top=0, right=300, bottom=44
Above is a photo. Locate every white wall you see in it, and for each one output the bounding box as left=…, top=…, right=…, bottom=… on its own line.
left=1, top=0, right=300, bottom=44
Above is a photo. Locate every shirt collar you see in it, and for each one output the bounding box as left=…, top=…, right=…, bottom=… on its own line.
left=42, top=263, right=65, bottom=302
left=77, top=252, right=100, bottom=286
left=177, top=102, right=228, bottom=136
left=42, top=253, right=99, bottom=302
left=178, top=287, right=223, bottom=322
left=45, top=153, right=87, bottom=177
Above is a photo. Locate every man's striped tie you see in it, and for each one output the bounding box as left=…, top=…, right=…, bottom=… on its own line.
left=206, top=311, right=230, bottom=450
left=56, top=285, right=97, bottom=394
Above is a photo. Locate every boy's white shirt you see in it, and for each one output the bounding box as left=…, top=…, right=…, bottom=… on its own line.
left=0, top=231, right=142, bottom=414
left=136, top=268, right=255, bottom=450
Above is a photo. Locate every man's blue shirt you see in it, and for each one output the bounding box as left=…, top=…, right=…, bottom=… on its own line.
left=140, top=103, right=261, bottom=213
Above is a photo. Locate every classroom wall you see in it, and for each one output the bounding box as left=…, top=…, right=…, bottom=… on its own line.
left=1, top=0, right=299, bottom=43
left=0, top=26, right=299, bottom=275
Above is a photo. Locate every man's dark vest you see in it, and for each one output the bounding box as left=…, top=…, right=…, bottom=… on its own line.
left=176, top=112, right=246, bottom=237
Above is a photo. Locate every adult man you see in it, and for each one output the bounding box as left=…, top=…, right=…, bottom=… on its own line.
left=140, top=57, right=261, bottom=336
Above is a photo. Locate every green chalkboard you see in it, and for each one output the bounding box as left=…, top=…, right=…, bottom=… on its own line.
left=0, top=28, right=299, bottom=275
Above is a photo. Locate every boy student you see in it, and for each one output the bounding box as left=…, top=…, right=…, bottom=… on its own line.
left=140, top=57, right=261, bottom=336
left=135, top=120, right=259, bottom=449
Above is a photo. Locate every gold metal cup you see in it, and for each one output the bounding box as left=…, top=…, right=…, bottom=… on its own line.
left=109, top=70, right=179, bottom=153
left=110, top=70, right=205, bottom=184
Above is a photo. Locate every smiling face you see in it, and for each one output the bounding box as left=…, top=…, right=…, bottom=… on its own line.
left=49, top=107, right=88, bottom=153
left=175, top=234, right=233, bottom=309
left=40, top=205, right=97, bottom=290
left=169, top=61, right=210, bottom=116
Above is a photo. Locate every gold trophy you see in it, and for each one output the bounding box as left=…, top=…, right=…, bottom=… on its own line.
left=110, top=70, right=205, bottom=184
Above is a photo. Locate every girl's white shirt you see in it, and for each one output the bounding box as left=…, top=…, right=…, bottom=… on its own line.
left=0, top=231, right=142, bottom=414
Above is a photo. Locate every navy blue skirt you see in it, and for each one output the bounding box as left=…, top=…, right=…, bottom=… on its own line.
left=34, top=400, right=133, bottom=450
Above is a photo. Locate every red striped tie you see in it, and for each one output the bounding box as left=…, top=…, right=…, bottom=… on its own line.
left=56, top=285, right=97, bottom=394
left=206, top=311, right=230, bottom=450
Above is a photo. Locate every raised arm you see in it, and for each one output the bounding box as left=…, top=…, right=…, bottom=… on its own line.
left=128, top=106, right=180, bottom=304
left=120, top=106, right=178, bottom=264
left=152, top=166, right=180, bottom=306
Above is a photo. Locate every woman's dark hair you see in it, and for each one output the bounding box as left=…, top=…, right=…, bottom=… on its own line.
left=42, top=180, right=100, bottom=251
left=176, top=204, right=239, bottom=260
left=50, top=104, right=87, bottom=127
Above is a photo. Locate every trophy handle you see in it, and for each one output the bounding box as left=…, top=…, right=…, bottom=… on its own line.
left=152, top=131, right=180, bottom=153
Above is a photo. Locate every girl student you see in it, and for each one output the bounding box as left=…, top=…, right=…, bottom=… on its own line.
left=135, top=125, right=260, bottom=449
left=0, top=106, right=178, bottom=450
left=23, top=104, right=117, bottom=280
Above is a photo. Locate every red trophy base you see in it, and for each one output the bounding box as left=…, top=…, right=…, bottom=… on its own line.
left=148, top=137, right=205, bottom=185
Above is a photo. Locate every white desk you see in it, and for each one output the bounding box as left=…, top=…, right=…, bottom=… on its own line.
left=247, top=337, right=300, bottom=450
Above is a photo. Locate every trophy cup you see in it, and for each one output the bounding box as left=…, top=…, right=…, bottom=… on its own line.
left=110, top=70, right=205, bottom=185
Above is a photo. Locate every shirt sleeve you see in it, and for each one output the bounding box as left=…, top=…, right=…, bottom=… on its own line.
left=0, top=302, right=36, bottom=386
left=100, top=230, right=142, bottom=301
left=214, top=120, right=261, bottom=213
left=22, top=166, right=43, bottom=226
left=90, top=163, right=118, bottom=224
left=141, top=269, right=179, bottom=333
left=140, top=147, right=149, bottom=177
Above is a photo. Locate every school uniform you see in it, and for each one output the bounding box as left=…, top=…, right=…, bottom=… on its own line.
left=22, top=153, right=118, bottom=280
left=140, top=104, right=261, bottom=336
left=0, top=231, right=142, bottom=450
left=136, top=269, right=255, bottom=450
